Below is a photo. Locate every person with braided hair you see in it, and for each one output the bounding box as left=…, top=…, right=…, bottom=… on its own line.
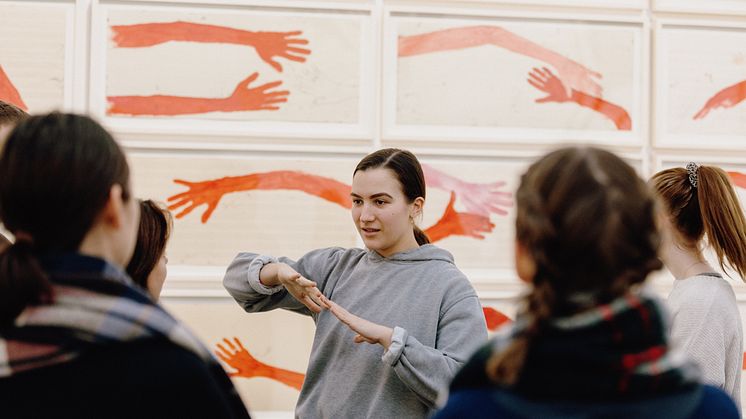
left=651, top=162, right=746, bottom=407
left=434, top=147, right=738, bottom=419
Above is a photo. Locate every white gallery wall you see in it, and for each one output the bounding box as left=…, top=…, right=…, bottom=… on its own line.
left=3, top=0, right=746, bottom=414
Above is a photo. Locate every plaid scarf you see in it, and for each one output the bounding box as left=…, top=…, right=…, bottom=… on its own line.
left=510, top=292, right=699, bottom=400
left=0, top=253, right=213, bottom=377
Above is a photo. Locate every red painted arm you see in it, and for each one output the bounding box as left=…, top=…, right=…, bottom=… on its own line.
left=398, top=25, right=602, bottom=96
left=694, top=80, right=746, bottom=120
left=422, top=163, right=512, bottom=217
left=215, top=337, right=305, bottom=391
left=111, top=21, right=310, bottom=72
left=0, top=65, right=28, bottom=111
left=167, top=170, right=351, bottom=223
left=528, top=67, right=631, bottom=131
left=424, top=191, right=495, bottom=242
left=107, top=73, right=287, bottom=116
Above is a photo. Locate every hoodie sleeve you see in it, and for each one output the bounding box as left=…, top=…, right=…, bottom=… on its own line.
left=382, top=291, right=488, bottom=408
left=223, top=247, right=346, bottom=317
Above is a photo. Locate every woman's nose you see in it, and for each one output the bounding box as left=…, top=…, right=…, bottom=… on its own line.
left=360, top=205, right=375, bottom=221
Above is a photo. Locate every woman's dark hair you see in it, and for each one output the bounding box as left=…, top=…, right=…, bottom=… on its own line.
left=354, top=148, right=430, bottom=245
left=0, top=112, right=131, bottom=326
left=651, top=166, right=746, bottom=279
left=126, top=200, right=172, bottom=290
left=487, top=147, right=662, bottom=385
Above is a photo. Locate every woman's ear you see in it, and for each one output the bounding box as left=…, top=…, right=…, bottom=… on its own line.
left=410, top=196, right=424, bottom=220
left=515, top=241, right=536, bottom=283
left=100, top=184, right=125, bottom=229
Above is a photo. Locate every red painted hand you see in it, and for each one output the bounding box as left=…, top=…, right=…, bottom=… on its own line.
left=225, top=73, right=289, bottom=111
left=528, top=67, right=571, bottom=103
left=167, top=177, right=250, bottom=223
left=215, top=337, right=266, bottom=378
left=451, top=180, right=511, bottom=218
left=247, top=31, right=311, bottom=72
left=426, top=192, right=496, bottom=242
left=215, top=337, right=305, bottom=390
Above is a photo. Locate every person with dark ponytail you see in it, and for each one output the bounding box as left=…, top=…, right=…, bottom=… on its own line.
left=224, top=148, right=487, bottom=418
left=434, top=147, right=738, bottom=419
left=0, top=113, right=250, bottom=418
left=651, top=162, right=746, bottom=407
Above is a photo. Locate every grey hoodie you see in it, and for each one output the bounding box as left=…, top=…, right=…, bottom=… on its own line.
left=224, top=244, right=488, bottom=419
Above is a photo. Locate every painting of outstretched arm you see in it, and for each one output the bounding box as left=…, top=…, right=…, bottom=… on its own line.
left=107, top=73, right=288, bottom=116
left=215, top=337, right=305, bottom=390
left=693, top=80, right=746, bottom=120
left=111, top=21, right=310, bottom=72
left=104, top=7, right=363, bottom=123
left=0, top=65, right=28, bottom=111
left=660, top=26, right=746, bottom=145
left=399, top=25, right=603, bottom=96
left=394, top=18, right=638, bottom=136
left=527, top=67, right=631, bottom=130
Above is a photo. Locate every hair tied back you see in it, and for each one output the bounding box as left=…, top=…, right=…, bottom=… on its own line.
left=686, top=162, right=699, bottom=188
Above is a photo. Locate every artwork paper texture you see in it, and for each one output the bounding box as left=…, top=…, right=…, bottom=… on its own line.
left=104, top=8, right=362, bottom=123
left=661, top=27, right=746, bottom=143
left=0, top=4, right=68, bottom=112
left=394, top=17, right=639, bottom=135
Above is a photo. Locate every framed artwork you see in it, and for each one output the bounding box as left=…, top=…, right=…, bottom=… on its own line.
left=383, top=9, right=645, bottom=144
left=90, top=3, right=374, bottom=141
left=656, top=20, right=746, bottom=148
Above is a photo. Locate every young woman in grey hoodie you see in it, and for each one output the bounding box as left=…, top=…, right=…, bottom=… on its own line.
left=223, top=148, right=488, bottom=418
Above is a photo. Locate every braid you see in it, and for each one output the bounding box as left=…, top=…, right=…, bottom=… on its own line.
left=485, top=147, right=662, bottom=386
left=487, top=279, right=555, bottom=385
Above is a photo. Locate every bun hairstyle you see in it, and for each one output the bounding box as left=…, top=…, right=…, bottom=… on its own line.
left=487, top=147, right=661, bottom=385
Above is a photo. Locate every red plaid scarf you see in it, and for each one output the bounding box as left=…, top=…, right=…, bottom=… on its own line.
left=510, top=293, right=699, bottom=400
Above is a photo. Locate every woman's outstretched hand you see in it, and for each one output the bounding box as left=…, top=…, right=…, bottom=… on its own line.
left=322, top=295, right=394, bottom=350
left=275, top=263, right=328, bottom=313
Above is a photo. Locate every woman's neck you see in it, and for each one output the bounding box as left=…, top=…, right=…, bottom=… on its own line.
left=660, top=238, right=714, bottom=279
